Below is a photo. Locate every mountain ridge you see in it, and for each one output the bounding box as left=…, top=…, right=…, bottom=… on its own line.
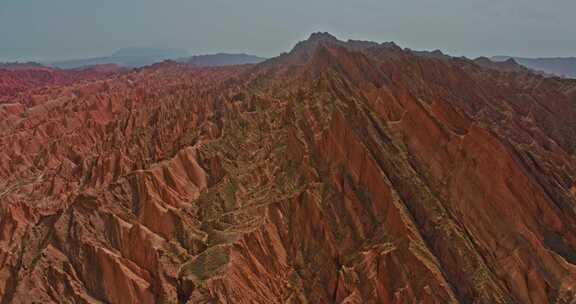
left=1, top=32, right=576, bottom=303
left=49, top=48, right=266, bottom=69
left=492, top=55, right=576, bottom=78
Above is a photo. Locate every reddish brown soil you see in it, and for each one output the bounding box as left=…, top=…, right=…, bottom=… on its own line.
left=2, top=34, right=576, bottom=303
left=0, top=64, right=122, bottom=104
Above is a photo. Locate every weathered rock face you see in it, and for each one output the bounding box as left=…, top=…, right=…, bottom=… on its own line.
left=2, top=34, right=576, bottom=303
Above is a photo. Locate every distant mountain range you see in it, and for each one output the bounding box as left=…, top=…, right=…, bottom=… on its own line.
left=492, top=56, right=576, bottom=78
left=473, top=57, right=529, bottom=73
left=49, top=48, right=190, bottom=69
left=5, top=46, right=574, bottom=79
left=48, top=48, right=266, bottom=69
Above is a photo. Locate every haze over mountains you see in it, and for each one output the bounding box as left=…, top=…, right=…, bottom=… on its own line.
left=47, top=48, right=266, bottom=69
left=49, top=48, right=189, bottom=69
left=492, top=56, right=576, bottom=78
left=181, top=53, right=266, bottom=67
left=3, top=45, right=574, bottom=81
left=2, top=31, right=576, bottom=303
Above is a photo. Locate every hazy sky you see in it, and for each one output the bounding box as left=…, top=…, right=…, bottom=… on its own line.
left=0, top=0, right=574, bottom=62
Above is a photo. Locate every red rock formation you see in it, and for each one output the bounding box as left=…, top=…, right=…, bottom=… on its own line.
left=2, top=34, right=576, bottom=303
left=0, top=65, right=123, bottom=104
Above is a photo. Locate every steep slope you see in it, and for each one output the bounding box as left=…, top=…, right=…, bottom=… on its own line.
left=2, top=34, right=576, bottom=303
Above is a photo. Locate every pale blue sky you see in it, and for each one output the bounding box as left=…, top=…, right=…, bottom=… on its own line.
left=0, top=0, right=574, bottom=61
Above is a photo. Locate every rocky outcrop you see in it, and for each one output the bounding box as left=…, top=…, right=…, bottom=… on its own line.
left=2, top=33, right=576, bottom=303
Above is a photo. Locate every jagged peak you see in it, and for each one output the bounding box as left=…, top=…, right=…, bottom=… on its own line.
left=473, top=56, right=528, bottom=73
left=280, top=32, right=401, bottom=65
left=291, top=32, right=342, bottom=53
left=307, top=32, right=340, bottom=43
left=300, top=32, right=399, bottom=51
